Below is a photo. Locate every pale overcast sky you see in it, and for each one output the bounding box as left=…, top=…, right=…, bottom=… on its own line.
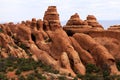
left=0, top=0, right=120, bottom=23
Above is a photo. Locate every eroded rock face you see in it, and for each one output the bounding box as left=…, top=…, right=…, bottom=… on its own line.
left=43, top=6, right=61, bottom=31
left=0, top=6, right=120, bottom=78
left=73, top=33, right=119, bottom=75
left=108, top=25, right=120, bottom=31
left=66, top=13, right=84, bottom=25
left=0, top=28, right=28, bottom=58
left=94, top=37, right=120, bottom=60
left=86, top=15, right=103, bottom=29
left=63, top=14, right=104, bottom=35
left=65, top=13, right=92, bottom=28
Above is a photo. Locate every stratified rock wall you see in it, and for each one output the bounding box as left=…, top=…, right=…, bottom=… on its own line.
left=0, top=6, right=120, bottom=77
left=66, top=13, right=84, bottom=25
left=43, top=6, right=61, bottom=31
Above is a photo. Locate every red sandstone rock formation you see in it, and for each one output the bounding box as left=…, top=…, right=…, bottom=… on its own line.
left=86, top=15, right=103, bottom=29
left=43, top=6, right=61, bottom=31
left=69, top=37, right=95, bottom=65
left=0, top=26, right=28, bottom=58
left=108, top=25, right=120, bottom=31
left=73, top=33, right=120, bottom=75
left=63, top=14, right=104, bottom=35
left=66, top=13, right=84, bottom=25
left=0, top=6, right=120, bottom=78
left=65, top=13, right=91, bottom=28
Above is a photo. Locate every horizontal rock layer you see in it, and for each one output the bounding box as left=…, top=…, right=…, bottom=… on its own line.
left=0, top=6, right=120, bottom=78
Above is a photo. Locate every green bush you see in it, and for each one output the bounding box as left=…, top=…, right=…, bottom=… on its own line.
left=58, top=76, right=67, bottom=80
left=19, top=64, right=33, bottom=71
left=15, top=69, right=21, bottom=75
left=77, top=73, right=103, bottom=80
left=51, top=70, right=59, bottom=74
left=0, top=73, right=8, bottom=80
left=38, top=61, right=59, bottom=74
left=26, top=74, right=36, bottom=80
left=116, top=60, right=120, bottom=71
left=35, top=73, right=46, bottom=80
left=86, top=64, right=100, bottom=73
left=19, top=44, right=28, bottom=53
left=18, top=75, right=26, bottom=80
left=0, top=28, right=3, bottom=33
left=13, top=63, right=18, bottom=69
left=0, top=62, right=7, bottom=72
left=8, top=67, right=14, bottom=71
left=73, top=77, right=78, bottom=80
left=17, top=58, right=38, bottom=71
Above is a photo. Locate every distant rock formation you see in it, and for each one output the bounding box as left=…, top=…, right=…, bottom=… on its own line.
left=108, top=25, right=120, bottom=31
left=86, top=15, right=103, bottom=28
left=0, top=6, right=120, bottom=79
left=63, top=14, right=104, bottom=35
left=66, top=13, right=84, bottom=25
left=65, top=13, right=92, bottom=28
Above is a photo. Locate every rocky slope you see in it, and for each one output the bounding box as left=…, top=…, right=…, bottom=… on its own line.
left=0, top=6, right=120, bottom=79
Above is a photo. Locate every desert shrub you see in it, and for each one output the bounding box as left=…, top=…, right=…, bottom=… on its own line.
left=6, top=56, right=18, bottom=62
left=26, top=73, right=36, bottom=80
left=15, top=69, right=21, bottom=75
left=5, top=56, right=18, bottom=68
left=0, top=73, right=8, bottom=80
left=0, top=28, right=3, bottom=33
left=58, top=75, right=67, bottom=80
left=17, top=58, right=38, bottom=71
left=73, top=77, right=78, bottom=80
left=18, top=75, right=26, bottom=80
left=0, top=62, right=7, bottom=72
left=19, top=44, right=27, bottom=50
left=0, top=57, right=17, bottom=72
left=35, top=73, right=46, bottom=80
left=102, top=64, right=111, bottom=80
left=5, top=60, right=13, bottom=67
left=17, top=58, right=30, bottom=71
left=38, top=60, right=59, bottom=74
left=19, top=64, right=33, bottom=71
left=18, top=43, right=30, bottom=55
left=116, top=60, right=120, bottom=71
left=52, top=70, right=59, bottom=74
left=13, top=63, right=18, bottom=69
left=8, top=67, right=14, bottom=71
left=86, top=64, right=100, bottom=73
left=77, top=73, right=103, bottom=80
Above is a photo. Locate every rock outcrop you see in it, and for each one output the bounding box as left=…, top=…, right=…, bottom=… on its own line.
left=0, top=6, right=120, bottom=79
left=66, top=13, right=84, bottom=25
left=108, top=25, right=120, bottom=31
left=0, top=25, right=28, bottom=58
left=73, top=33, right=120, bottom=75
left=43, top=6, right=61, bottom=31
left=63, top=14, right=104, bottom=36
left=86, top=15, right=103, bottom=29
